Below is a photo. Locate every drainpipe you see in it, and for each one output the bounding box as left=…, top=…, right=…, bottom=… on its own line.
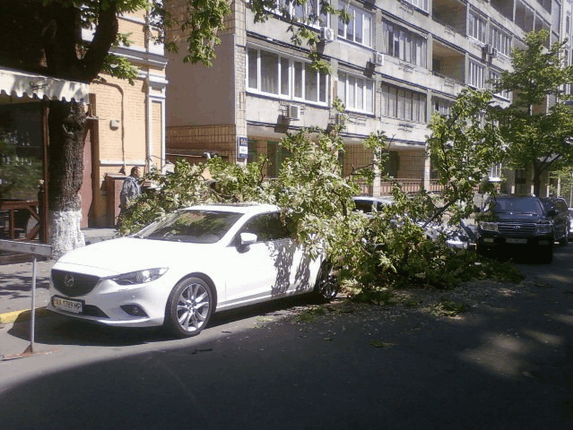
left=145, top=15, right=152, bottom=173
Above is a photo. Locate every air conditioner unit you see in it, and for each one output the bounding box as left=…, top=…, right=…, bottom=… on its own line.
left=320, top=27, right=336, bottom=42
left=287, top=104, right=300, bottom=120
left=373, top=52, right=384, bottom=66
left=484, top=44, right=497, bottom=57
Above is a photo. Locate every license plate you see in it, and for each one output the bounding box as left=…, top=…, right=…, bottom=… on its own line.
left=53, top=297, right=83, bottom=314
left=506, top=238, right=527, bottom=244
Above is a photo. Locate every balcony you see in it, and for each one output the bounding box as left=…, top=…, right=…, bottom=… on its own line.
left=432, top=40, right=465, bottom=85
left=491, top=0, right=514, bottom=21
left=432, top=0, right=466, bottom=36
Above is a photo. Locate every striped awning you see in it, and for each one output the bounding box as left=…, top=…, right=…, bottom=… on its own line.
left=0, top=67, right=88, bottom=103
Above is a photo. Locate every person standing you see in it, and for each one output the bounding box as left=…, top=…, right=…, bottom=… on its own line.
left=119, top=166, right=141, bottom=215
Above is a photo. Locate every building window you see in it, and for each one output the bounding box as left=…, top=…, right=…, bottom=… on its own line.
left=468, top=60, right=485, bottom=88
left=0, top=104, right=44, bottom=200
left=337, top=72, right=374, bottom=114
left=247, top=47, right=328, bottom=104
left=432, top=97, right=454, bottom=116
left=292, top=0, right=327, bottom=26
left=264, top=0, right=327, bottom=27
left=468, top=11, right=487, bottom=43
left=489, top=163, right=503, bottom=180
left=489, top=26, right=511, bottom=57
left=382, top=20, right=427, bottom=67
left=381, top=83, right=427, bottom=123
left=337, top=1, right=372, bottom=47
left=489, top=70, right=510, bottom=99
left=404, top=0, right=429, bottom=12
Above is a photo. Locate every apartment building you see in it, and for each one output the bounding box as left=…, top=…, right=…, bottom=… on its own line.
left=166, top=0, right=571, bottom=197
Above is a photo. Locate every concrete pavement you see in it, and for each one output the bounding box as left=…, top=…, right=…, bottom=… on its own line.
left=0, top=228, right=117, bottom=324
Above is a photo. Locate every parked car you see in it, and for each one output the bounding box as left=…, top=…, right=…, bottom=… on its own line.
left=477, top=195, right=555, bottom=263
left=539, top=197, right=569, bottom=246
left=48, top=204, right=338, bottom=337
left=352, top=196, right=394, bottom=213
left=352, top=196, right=475, bottom=250
left=569, top=208, right=573, bottom=239
left=424, top=219, right=477, bottom=250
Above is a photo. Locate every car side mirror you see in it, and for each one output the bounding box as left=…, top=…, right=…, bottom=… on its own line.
left=547, top=209, right=557, bottom=217
left=239, top=232, right=257, bottom=248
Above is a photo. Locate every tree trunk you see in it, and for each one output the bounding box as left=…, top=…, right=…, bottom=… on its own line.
left=533, top=163, right=542, bottom=197
left=47, top=100, right=86, bottom=259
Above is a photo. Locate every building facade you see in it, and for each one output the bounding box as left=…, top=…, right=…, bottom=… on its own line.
left=85, top=9, right=168, bottom=227
left=0, top=8, right=168, bottom=239
left=166, top=0, right=570, bottom=197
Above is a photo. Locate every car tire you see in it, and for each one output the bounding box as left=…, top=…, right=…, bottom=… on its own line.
left=164, top=277, right=213, bottom=338
left=539, top=245, right=553, bottom=264
left=313, top=262, right=339, bottom=302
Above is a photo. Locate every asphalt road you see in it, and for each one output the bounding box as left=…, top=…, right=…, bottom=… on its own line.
left=0, top=246, right=572, bottom=429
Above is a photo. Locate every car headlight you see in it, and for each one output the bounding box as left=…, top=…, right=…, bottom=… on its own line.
left=535, top=224, right=553, bottom=235
left=479, top=221, right=498, bottom=232
left=111, top=268, right=168, bottom=286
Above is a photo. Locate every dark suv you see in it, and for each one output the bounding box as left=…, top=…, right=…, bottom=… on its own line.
left=539, top=197, right=569, bottom=246
left=477, top=195, right=555, bottom=263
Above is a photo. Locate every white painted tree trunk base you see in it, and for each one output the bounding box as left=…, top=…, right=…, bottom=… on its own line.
left=49, top=210, right=85, bottom=259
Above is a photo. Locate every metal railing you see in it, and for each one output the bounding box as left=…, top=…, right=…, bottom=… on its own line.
left=357, top=179, right=444, bottom=196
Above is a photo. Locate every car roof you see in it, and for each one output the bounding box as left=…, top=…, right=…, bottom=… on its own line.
left=182, top=203, right=279, bottom=215
left=540, top=196, right=567, bottom=203
left=492, top=194, right=537, bottom=200
left=353, top=196, right=394, bottom=203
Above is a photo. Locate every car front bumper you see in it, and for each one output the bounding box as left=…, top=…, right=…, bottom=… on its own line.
left=478, top=233, right=553, bottom=248
left=48, top=277, right=173, bottom=328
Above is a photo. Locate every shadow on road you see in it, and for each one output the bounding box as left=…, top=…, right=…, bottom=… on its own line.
left=7, top=293, right=319, bottom=347
left=1, top=267, right=572, bottom=430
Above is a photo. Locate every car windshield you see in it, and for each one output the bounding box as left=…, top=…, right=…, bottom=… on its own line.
left=490, top=198, right=539, bottom=214
left=136, top=210, right=243, bottom=243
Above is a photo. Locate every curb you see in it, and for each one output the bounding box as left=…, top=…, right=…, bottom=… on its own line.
left=0, top=307, right=50, bottom=325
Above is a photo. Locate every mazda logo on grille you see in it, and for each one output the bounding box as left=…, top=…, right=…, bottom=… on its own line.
left=64, top=274, right=75, bottom=288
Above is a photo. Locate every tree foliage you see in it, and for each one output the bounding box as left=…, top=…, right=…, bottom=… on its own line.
left=427, top=88, right=505, bottom=223
left=494, top=30, right=573, bottom=196
left=0, top=0, right=355, bottom=257
left=120, top=93, right=520, bottom=294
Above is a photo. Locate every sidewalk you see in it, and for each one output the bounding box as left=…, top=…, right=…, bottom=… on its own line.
left=0, top=228, right=117, bottom=323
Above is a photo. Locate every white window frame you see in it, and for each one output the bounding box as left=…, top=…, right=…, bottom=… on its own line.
left=489, top=25, right=511, bottom=57
left=338, top=72, right=374, bottom=114
left=337, top=1, right=373, bottom=47
left=382, top=20, right=427, bottom=67
left=468, top=11, right=487, bottom=43
left=404, top=0, right=429, bottom=13
left=247, top=47, right=329, bottom=105
left=381, top=83, right=427, bottom=123
left=267, top=0, right=328, bottom=28
left=433, top=97, right=454, bottom=116
left=468, top=60, right=485, bottom=89
left=489, top=70, right=510, bottom=100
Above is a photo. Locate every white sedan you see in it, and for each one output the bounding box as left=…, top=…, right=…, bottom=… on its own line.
left=48, top=204, right=338, bottom=337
